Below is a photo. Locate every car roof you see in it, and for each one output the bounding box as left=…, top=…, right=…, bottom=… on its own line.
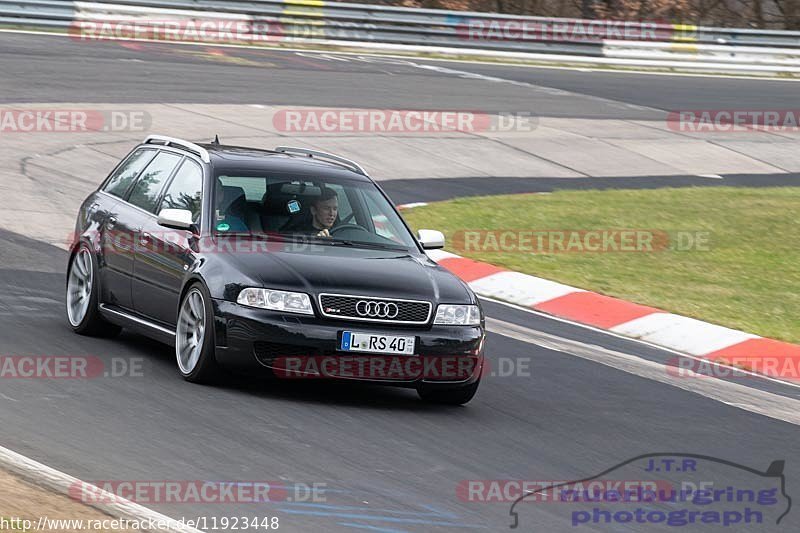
left=198, top=144, right=373, bottom=182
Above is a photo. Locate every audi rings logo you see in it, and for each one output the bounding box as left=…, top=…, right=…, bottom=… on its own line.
left=356, top=300, right=399, bottom=319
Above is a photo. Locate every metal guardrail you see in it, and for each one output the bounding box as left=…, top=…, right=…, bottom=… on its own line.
left=2, top=0, right=800, bottom=72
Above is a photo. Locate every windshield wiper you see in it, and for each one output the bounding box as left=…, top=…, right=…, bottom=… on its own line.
left=328, top=239, right=409, bottom=251
left=222, top=232, right=409, bottom=252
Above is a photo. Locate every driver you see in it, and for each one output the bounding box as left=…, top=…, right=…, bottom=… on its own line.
left=307, top=187, right=338, bottom=238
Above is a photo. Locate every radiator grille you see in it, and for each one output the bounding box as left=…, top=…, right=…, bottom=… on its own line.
left=319, top=294, right=431, bottom=324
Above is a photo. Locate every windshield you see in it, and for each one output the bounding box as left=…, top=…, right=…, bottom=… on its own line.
left=213, top=172, right=418, bottom=251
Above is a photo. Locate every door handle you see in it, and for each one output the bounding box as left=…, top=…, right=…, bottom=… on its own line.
left=106, top=216, right=117, bottom=229
left=140, top=232, right=151, bottom=246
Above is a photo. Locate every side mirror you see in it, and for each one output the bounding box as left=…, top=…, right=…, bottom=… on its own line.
left=157, top=208, right=193, bottom=230
left=417, top=229, right=445, bottom=250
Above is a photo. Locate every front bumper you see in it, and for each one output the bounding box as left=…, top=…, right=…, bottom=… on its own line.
left=212, top=300, right=485, bottom=387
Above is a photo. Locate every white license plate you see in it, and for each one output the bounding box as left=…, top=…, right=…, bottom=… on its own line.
left=340, top=331, right=415, bottom=355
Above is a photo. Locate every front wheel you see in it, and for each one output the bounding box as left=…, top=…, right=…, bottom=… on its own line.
left=417, top=379, right=480, bottom=405
left=176, top=282, right=221, bottom=383
left=66, top=244, right=121, bottom=337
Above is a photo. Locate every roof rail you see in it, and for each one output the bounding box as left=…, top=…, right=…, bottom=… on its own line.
left=144, top=135, right=211, bottom=163
left=275, top=146, right=368, bottom=177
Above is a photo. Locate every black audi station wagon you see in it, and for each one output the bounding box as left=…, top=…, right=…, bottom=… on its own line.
left=67, top=136, right=485, bottom=404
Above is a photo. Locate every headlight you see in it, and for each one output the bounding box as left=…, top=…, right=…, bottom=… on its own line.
left=434, top=304, right=481, bottom=326
left=237, top=288, right=314, bottom=315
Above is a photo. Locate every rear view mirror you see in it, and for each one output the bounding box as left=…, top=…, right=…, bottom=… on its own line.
left=417, top=229, right=445, bottom=250
left=157, top=209, right=193, bottom=230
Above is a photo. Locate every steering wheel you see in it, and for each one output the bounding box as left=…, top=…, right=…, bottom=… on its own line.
left=330, top=224, right=371, bottom=237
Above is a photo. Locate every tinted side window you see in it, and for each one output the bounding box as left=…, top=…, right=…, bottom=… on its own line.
left=128, top=152, right=182, bottom=213
left=364, top=190, right=404, bottom=244
left=103, top=149, right=156, bottom=198
left=160, top=160, right=203, bottom=223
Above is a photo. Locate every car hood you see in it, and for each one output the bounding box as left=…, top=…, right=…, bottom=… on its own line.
left=222, top=242, right=473, bottom=304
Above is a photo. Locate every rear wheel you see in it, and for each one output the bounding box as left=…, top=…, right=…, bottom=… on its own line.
left=176, top=282, right=221, bottom=383
left=66, top=244, right=121, bottom=337
left=417, top=379, right=480, bottom=405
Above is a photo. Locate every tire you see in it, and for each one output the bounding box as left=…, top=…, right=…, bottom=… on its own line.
left=176, top=282, right=222, bottom=383
left=417, top=378, right=480, bottom=405
left=66, top=243, right=122, bottom=337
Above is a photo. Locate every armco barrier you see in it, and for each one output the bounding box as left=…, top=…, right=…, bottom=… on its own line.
left=2, top=0, right=800, bottom=74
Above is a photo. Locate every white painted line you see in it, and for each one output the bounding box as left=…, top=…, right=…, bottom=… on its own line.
left=611, top=313, right=759, bottom=356
left=0, top=445, right=202, bottom=533
left=698, top=174, right=724, bottom=179
left=470, top=271, right=583, bottom=307
left=397, top=202, right=429, bottom=209
left=487, top=317, right=800, bottom=426
left=319, top=53, right=352, bottom=62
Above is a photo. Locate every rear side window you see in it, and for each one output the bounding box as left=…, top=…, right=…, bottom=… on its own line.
left=128, top=151, right=182, bottom=213
left=218, top=176, right=266, bottom=201
left=363, top=190, right=406, bottom=245
left=160, top=160, right=203, bottom=222
left=103, top=149, right=156, bottom=198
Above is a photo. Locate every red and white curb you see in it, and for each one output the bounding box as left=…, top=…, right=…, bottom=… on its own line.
left=426, top=249, right=800, bottom=381
left=0, top=444, right=201, bottom=533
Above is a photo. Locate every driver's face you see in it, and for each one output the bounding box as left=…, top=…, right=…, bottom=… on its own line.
left=312, top=197, right=338, bottom=229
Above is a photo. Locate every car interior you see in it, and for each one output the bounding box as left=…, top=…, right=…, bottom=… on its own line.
left=216, top=179, right=346, bottom=234
left=212, top=176, right=414, bottom=250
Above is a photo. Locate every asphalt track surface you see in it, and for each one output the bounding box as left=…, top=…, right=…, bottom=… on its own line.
left=4, top=31, right=799, bottom=203
left=3, top=229, right=800, bottom=533
left=1, top=32, right=798, bottom=118
left=381, top=173, right=800, bottom=204
left=1, top=31, right=800, bottom=532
